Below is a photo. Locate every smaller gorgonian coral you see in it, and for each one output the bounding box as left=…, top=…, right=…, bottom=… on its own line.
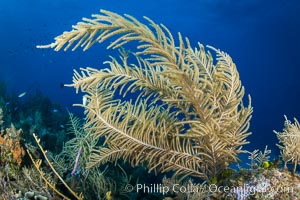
left=274, top=116, right=300, bottom=172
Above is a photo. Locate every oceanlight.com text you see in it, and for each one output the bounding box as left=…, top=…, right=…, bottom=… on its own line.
left=123, top=183, right=294, bottom=197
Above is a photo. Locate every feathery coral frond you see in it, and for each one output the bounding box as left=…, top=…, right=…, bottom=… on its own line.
left=39, top=10, right=252, bottom=181
left=274, top=116, right=300, bottom=172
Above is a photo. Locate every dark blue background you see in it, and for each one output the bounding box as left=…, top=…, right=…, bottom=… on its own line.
left=1, top=0, right=299, bottom=157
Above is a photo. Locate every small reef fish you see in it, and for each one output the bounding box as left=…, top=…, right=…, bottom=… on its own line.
left=82, top=95, right=87, bottom=106
left=60, top=124, right=65, bottom=128
left=18, top=92, right=27, bottom=98
left=52, top=109, right=59, bottom=113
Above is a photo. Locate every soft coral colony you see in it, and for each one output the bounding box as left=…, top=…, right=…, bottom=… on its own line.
left=1, top=9, right=300, bottom=200
left=36, top=9, right=300, bottom=199
left=38, top=10, right=253, bottom=183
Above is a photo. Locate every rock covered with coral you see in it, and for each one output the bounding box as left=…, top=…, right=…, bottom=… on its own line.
left=215, top=168, right=300, bottom=200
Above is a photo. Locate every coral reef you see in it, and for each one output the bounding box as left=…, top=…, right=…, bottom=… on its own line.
left=0, top=113, right=53, bottom=199
left=0, top=8, right=297, bottom=200
left=0, top=87, right=69, bottom=154
left=38, top=9, right=253, bottom=182
left=215, top=167, right=300, bottom=200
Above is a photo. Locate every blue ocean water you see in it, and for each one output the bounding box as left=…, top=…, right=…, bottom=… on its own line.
left=0, top=0, right=299, bottom=160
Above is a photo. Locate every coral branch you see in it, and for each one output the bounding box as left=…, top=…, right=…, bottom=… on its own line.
left=28, top=133, right=84, bottom=200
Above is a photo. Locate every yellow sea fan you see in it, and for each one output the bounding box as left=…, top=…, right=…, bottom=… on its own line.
left=38, top=10, right=252, bottom=181
left=274, top=116, right=300, bottom=172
